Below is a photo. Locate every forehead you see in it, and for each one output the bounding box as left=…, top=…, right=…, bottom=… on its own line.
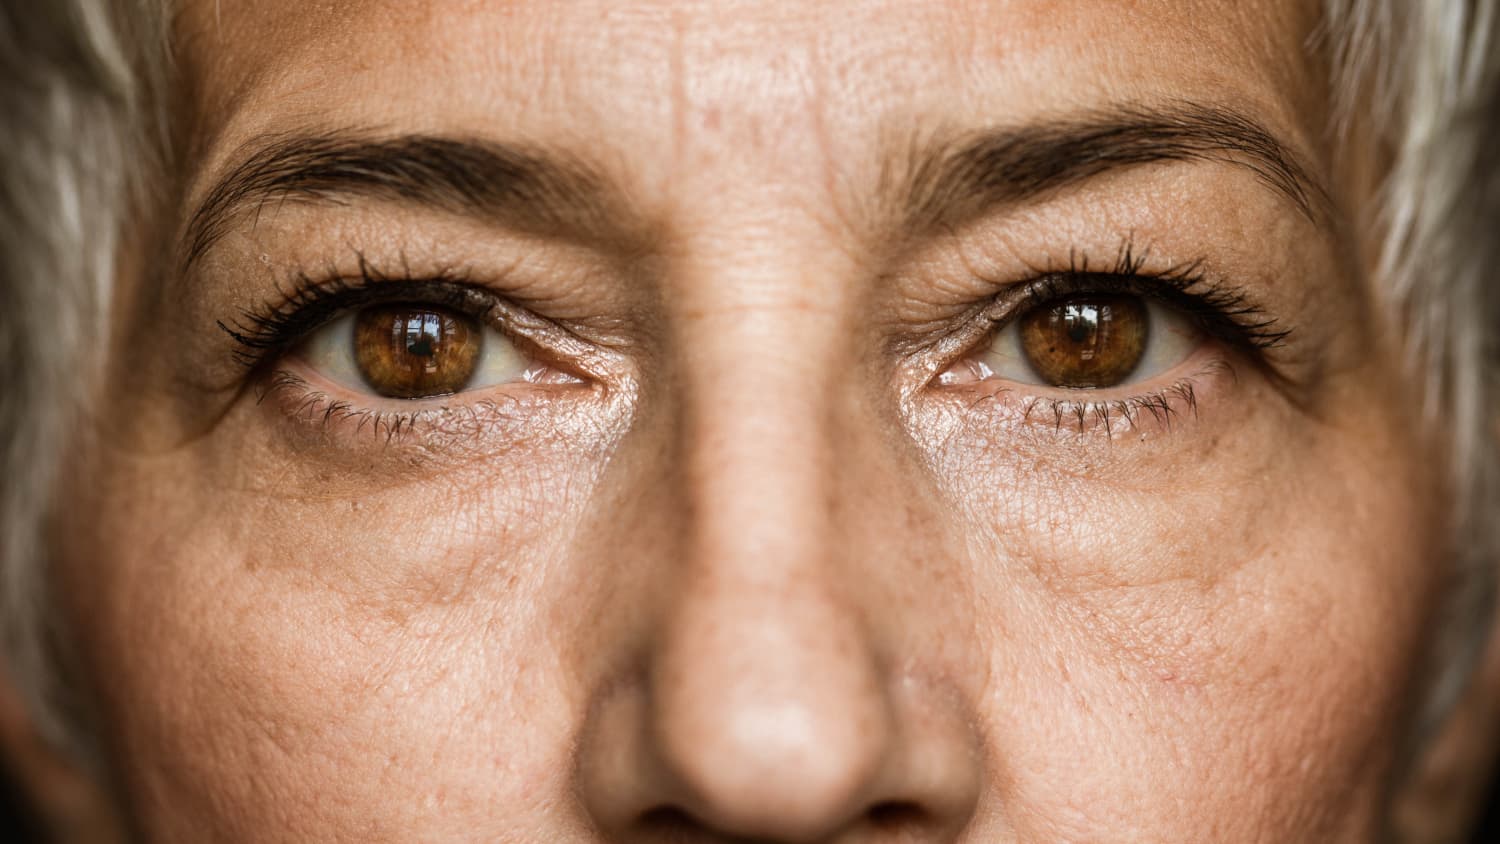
left=177, top=0, right=1325, bottom=205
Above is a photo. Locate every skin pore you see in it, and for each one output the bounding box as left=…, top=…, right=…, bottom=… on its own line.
left=39, top=0, right=1473, bottom=840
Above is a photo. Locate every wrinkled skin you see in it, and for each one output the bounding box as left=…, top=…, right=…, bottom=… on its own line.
left=33, top=0, right=1486, bottom=840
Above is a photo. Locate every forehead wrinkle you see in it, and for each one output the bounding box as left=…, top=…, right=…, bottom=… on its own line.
left=656, top=2, right=926, bottom=258
left=170, top=0, right=1339, bottom=278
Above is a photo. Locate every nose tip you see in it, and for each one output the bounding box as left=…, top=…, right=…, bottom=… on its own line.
left=580, top=595, right=899, bottom=839
left=647, top=647, right=893, bottom=838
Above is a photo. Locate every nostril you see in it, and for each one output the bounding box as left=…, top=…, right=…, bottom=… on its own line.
left=867, top=800, right=929, bottom=833
left=637, top=804, right=701, bottom=836
left=636, top=800, right=933, bottom=840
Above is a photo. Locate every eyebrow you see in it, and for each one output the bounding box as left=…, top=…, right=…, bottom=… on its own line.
left=900, top=101, right=1330, bottom=232
left=182, top=102, right=1327, bottom=269
left=181, top=133, right=618, bottom=268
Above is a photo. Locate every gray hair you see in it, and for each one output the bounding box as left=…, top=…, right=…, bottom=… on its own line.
left=0, top=0, right=165, bottom=764
left=0, top=0, right=1496, bottom=825
left=1323, top=0, right=1500, bottom=746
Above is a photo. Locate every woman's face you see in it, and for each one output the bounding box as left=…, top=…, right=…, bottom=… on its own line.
left=55, top=0, right=1453, bottom=840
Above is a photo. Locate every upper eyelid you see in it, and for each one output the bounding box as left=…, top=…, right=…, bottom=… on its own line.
left=218, top=273, right=504, bottom=369
left=222, top=269, right=630, bottom=388
left=981, top=270, right=1292, bottom=353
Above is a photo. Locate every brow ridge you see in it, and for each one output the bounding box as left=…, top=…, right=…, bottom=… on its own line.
left=181, top=132, right=611, bottom=269
left=903, top=101, right=1330, bottom=231
left=184, top=102, right=1327, bottom=271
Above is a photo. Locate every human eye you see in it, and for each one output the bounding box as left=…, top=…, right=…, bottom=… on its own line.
left=969, top=293, right=1193, bottom=390
left=300, top=304, right=550, bottom=399
left=934, top=248, right=1290, bottom=434
left=218, top=261, right=588, bottom=444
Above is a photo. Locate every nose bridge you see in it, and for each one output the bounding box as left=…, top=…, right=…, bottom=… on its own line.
left=666, top=220, right=872, bottom=595
left=679, top=292, right=843, bottom=584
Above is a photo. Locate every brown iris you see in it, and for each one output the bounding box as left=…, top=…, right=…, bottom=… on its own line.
left=1019, top=294, right=1149, bottom=388
left=353, top=306, right=481, bottom=398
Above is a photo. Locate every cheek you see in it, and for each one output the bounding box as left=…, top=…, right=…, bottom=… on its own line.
left=54, top=445, right=594, bottom=840
left=943, top=391, right=1444, bottom=835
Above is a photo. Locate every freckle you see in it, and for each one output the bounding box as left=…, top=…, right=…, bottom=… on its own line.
left=701, top=107, right=722, bottom=130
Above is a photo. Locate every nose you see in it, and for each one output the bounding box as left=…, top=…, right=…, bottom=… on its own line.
left=582, top=593, right=982, bottom=840
left=580, top=467, right=982, bottom=840
left=578, top=271, right=981, bottom=841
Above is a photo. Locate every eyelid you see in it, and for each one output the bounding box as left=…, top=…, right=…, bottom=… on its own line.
left=218, top=263, right=626, bottom=388
left=220, top=272, right=504, bottom=369
left=982, top=270, right=1289, bottom=357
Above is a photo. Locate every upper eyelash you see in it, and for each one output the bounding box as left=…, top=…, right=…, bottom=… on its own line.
left=217, top=255, right=495, bottom=369
left=993, top=241, right=1292, bottom=355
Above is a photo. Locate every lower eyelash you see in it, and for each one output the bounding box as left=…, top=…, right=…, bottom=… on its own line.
left=961, top=360, right=1231, bottom=438
left=261, top=370, right=499, bottom=444
left=1019, top=380, right=1200, bottom=436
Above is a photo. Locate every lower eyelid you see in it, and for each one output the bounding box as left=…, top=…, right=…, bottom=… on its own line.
left=258, top=366, right=587, bottom=454
left=936, top=352, right=1237, bottom=438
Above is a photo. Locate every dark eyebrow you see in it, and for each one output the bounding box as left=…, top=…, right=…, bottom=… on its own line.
left=181, top=133, right=619, bottom=269
left=184, top=104, right=1326, bottom=269
left=900, top=102, right=1330, bottom=231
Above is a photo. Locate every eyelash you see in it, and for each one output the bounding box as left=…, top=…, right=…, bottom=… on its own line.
left=989, top=244, right=1290, bottom=355
left=261, top=369, right=506, bottom=444
left=218, top=258, right=579, bottom=443
left=948, top=244, right=1289, bottom=434
left=217, top=257, right=500, bottom=371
